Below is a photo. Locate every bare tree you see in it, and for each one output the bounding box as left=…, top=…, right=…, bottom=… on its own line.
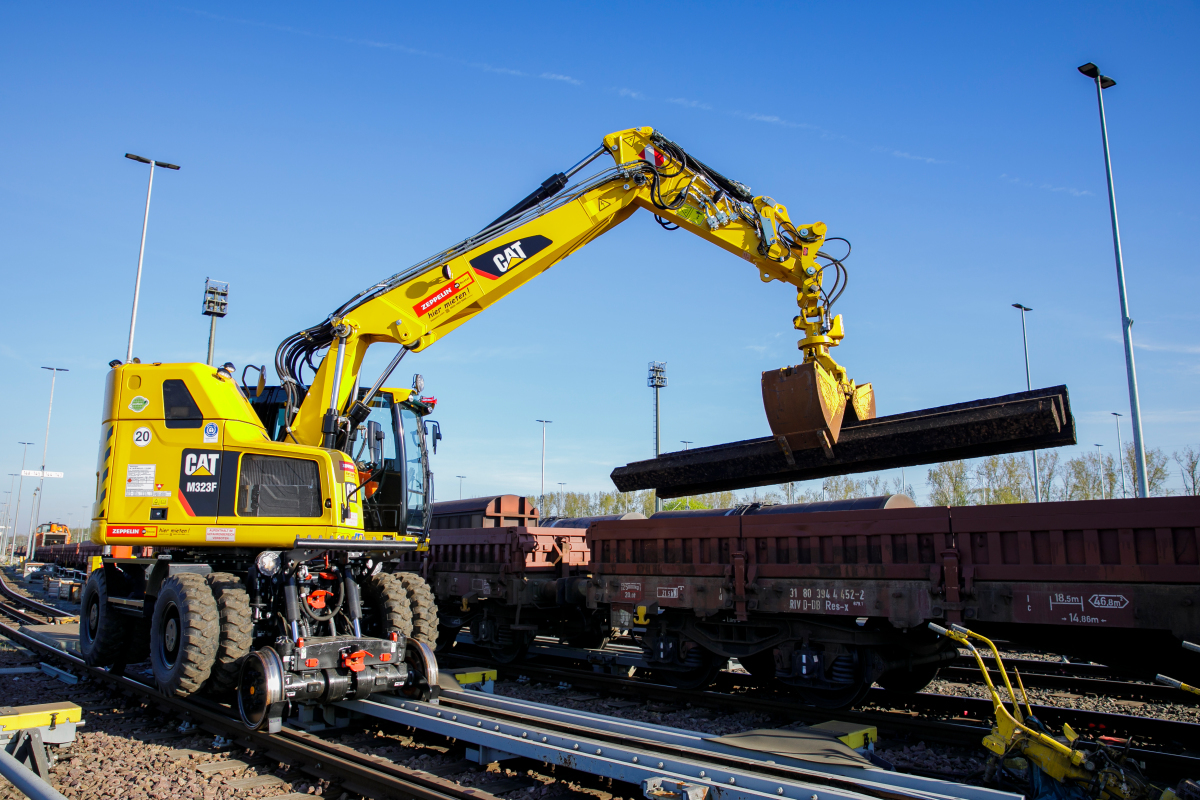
left=1176, top=446, right=1200, bottom=496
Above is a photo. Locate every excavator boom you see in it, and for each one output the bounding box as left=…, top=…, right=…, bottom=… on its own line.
left=278, top=127, right=870, bottom=462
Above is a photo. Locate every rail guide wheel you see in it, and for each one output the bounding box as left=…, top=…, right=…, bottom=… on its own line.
left=238, top=647, right=287, bottom=733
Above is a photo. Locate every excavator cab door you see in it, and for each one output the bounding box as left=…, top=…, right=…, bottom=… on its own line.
left=357, top=391, right=431, bottom=537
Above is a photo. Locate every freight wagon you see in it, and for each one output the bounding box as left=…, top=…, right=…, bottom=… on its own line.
left=416, top=494, right=1200, bottom=708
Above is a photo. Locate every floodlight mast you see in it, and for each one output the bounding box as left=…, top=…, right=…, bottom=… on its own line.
left=1077, top=63, right=1148, bottom=498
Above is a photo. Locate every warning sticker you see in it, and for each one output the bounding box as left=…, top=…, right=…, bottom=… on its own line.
left=206, top=527, right=236, bottom=542
left=675, top=205, right=708, bottom=228
left=126, top=464, right=169, bottom=497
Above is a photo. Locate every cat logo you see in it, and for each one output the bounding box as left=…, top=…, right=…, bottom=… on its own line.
left=469, top=235, right=552, bottom=279
left=184, top=453, right=220, bottom=476
left=179, top=449, right=223, bottom=517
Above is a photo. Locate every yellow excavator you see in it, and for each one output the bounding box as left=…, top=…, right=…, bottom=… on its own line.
left=84, top=126, right=867, bottom=732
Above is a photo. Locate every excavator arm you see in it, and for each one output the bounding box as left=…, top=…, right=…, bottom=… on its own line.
left=277, top=127, right=874, bottom=456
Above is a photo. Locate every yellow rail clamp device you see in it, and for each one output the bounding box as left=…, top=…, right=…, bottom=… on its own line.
left=0, top=701, right=84, bottom=746
left=806, top=721, right=878, bottom=750
left=438, top=667, right=497, bottom=694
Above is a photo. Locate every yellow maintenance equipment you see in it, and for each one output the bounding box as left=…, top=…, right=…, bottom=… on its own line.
left=929, top=622, right=1158, bottom=800
left=93, top=127, right=867, bottom=552
left=80, top=126, right=869, bottom=729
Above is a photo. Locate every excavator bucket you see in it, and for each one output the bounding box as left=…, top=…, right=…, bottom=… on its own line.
left=762, top=363, right=875, bottom=459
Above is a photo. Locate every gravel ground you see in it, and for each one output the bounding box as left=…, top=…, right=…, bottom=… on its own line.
left=494, top=680, right=774, bottom=735
left=923, top=675, right=1200, bottom=723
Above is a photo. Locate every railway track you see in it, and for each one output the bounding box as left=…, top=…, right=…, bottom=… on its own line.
left=0, top=617, right=507, bottom=800
left=0, top=569, right=77, bottom=622
left=439, top=650, right=1200, bottom=783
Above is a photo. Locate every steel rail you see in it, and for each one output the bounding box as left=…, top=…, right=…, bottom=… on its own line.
left=0, top=600, right=51, bottom=626
left=934, top=667, right=1194, bottom=705
left=0, top=573, right=75, bottom=619
left=440, top=654, right=1200, bottom=781
left=0, top=620, right=502, bottom=800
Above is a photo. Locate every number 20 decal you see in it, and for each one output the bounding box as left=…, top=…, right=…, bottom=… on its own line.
left=133, top=427, right=153, bottom=447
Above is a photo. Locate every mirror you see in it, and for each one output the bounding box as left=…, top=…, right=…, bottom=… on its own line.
left=366, top=420, right=384, bottom=466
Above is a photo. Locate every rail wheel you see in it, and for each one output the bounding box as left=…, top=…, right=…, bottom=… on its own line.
left=397, top=573, right=439, bottom=647
left=876, top=662, right=942, bottom=693
left=80, top=568, right=129, bottom=667
left=150, top=573, right=219, bottom=696
left=397, top=639, right=440, bottom=702
left=487, top=629, right=533, bottom=664
left=206, top=572, right=253, bottom=694
left=654, top=649, right=720, bottom=690
left=362, top=573, right=414, bottom=639
left=738, top=650, right=777, bottom=680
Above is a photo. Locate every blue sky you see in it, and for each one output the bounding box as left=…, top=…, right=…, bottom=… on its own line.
left=1, top=1, right=1198, bottom=530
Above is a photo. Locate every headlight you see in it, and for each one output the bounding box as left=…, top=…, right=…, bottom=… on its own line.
left=255, top=550, right=282, bottom=576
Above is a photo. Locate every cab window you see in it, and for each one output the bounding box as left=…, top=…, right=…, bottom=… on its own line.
left=163, top=379, right=203, bottom=429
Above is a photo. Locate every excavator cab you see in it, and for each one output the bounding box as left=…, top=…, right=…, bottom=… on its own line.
left=350, top=389, right=434, bottom=538
left=248, top=384, right=435, bottom=540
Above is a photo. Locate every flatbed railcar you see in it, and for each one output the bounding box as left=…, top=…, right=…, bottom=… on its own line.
left=418, top=494, right=1200, bottom=708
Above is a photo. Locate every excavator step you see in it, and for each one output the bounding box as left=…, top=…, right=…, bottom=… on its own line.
left=610, top=386, right=1075, bottom=498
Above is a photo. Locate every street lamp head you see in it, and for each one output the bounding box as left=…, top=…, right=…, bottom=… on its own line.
left=1012, top=303, right=1032, bottom=312
left=1112, top=411, right=1122, bottom=418
left=1078, top=63, right=1116, bottom=89
left=125, top=153, right=181, bottom=170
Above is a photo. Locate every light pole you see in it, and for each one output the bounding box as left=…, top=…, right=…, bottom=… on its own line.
left=557, top=482, right=566, bottom=516
left=1112, top=412, right=1126, bottom=499
left=455, top=475, right=466, bottom=500
left=535, top=420, right=552, bottom=512
left=124, top=153, right=180, bottom=363
left=1012, top=304, right=1041, bottom=501
left=202, top=278, right=229, bottom=366
left=648, top=362, right=667, bottom=512
left=1078, top=63, right=1148, bottom=498
left=9, top=444, right=33, bottom=562
left=1094, top=444, right=1105, bottom=499
left=26, top=367, right=67, bottom=561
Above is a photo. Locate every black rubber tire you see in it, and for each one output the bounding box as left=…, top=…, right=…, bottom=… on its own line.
left=206, top=572, right=253, bottom=694
left=362, top=573, right=413, bottom=639
left=150, top=572, right=219, bottom=696
left=79, top=569, right=130, bottom=667
left=397, top=573, right=439, bottom=647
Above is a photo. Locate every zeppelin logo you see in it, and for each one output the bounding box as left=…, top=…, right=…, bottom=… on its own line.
left=1089, top=594, right=1129, bottom=609
left=469, top=235, right=552, bottom=279
left=413, top=272, right=475, bottom=317
left=108, top=525, right=157, bottom=538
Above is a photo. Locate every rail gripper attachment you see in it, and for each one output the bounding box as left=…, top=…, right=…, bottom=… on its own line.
left=643, top=777, right=710, bottom=800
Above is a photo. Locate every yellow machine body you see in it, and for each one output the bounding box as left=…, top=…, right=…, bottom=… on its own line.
left=91, top=362, right=422, bottom=550
left=93, top=127, right=872, bottom=544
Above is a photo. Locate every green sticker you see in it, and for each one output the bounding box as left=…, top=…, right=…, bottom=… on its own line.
left=128, top=396, right=150, bottom=413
